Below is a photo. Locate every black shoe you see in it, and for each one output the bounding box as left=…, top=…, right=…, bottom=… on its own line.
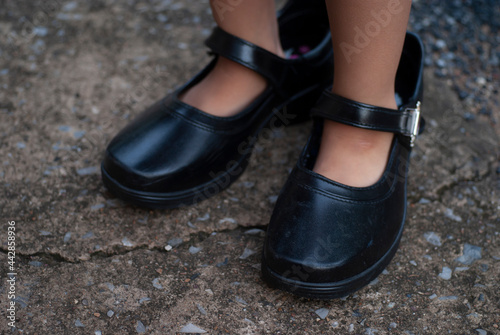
left=261, top=32, right=425, bottom=299
left=101, top=0, right=333, bottom=209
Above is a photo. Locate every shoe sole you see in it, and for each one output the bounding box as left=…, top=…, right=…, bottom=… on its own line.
left=101, top=83, right=326, bottom=209
left=261, top=218, right=405, bottom=300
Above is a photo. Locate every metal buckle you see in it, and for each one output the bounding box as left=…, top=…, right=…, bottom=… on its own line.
left=405, top=101, right=421, bottom=147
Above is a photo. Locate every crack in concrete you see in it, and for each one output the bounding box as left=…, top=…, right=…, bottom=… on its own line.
left=0, top=225, right=267, bottom=264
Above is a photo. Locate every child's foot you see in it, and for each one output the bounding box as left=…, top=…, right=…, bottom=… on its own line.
left=313, top=95, right=397, bottom=187
left=180, top=49, right=283, bottom=117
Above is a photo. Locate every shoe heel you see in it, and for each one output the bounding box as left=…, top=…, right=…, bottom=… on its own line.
left=280, top=85, right=325, bottom=126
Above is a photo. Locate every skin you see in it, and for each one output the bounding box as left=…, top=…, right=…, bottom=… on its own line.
left=181, top=0, right=412, bottom=187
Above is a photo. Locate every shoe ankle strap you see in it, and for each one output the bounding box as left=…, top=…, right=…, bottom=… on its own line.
left=310, top=91, right=424, bottom=147
left=205, top=27, right=290, bottom=97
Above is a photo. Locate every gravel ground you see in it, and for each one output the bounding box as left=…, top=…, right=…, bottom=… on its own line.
left=0, top=0, right=499, bottom=334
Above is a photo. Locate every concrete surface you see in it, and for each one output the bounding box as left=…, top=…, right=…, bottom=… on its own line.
left=0, top=0, right=499, bottom=334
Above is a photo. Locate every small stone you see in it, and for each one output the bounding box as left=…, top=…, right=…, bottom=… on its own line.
left=95, top=331, right=102, bottom=335
left=387, top=302, right=395, bottom=308
left=234, top=296, right=248, bottom=305
left=475, top=330, right=487, bottom=335
left=429, top=294, right=437, bottom=299
left=152, top=278, right=163, bottom=289
left=63, top=232, right=72, bottom=243
left=75, top=319, right=84, bottom=327
left=82, top=299, right=88, bottom=306
left=39, top=230, right=51, bottom=236
left=139, top=297, right=151, bottom=304
left=205, top=289, right=214, bottom=295
left=179, top=323, right=207, bottom=333
left=168, top=238, right=183, bottom=247
left=315, top=308, right=329, bottom=320
left=165, top=245, right=173, bottom=251
left=105, top=283, right=115, bottom=292
left=197, top=213, right=210, bottom=221
left=476, top=77, right=486, bottom=85
left=107, top=310, right=114, bottom=317
left=438, top=296, right=458, bottom=301
left=244, top=228, right=265, bottom=236
left=122, top=237, right=134, bottom=247
left=16, top=142, right=26, bottom=149
left=242, top=181, right=255, bottom=188
left=219, top=217, right=237, bottom=225
left=332, top=321, right=340, bottom=328
left=90, top=203, right=105, bottom=211
left=435, top=39, right=446, bottom=49
left=29, top=261, right=43, bottom=267
left=438, top=267, right=452, bottom=280
left=455, top=243, right=482, bottom=265
left=243, top=318, right=254, bottom=325
left=81, top=231, right=94, bottom=239
left=369, top=278, right=379, bottom=285
left=423, top=232, right=442, bottom=246
left=189, top=246, right=201, bottom=254
left=136, top=321, right=146, bottom=333
left=196, top=304, right=207, bottom=315
left=455, top=267, right=469, bottom=272
left=268, top=195, right=279, bottom=204
left=389, top=322, right=397, bottom=329
left=239, top=247, right=256, bottom=260
left=409, top=260, right=417, bottom=266
left=444, top=208, right=462, bottom=222
left=76, top=166, right=99, bottom=176
left=216, top=257, right=229, bottom=267
left=365, top=328, right=378, bottom=335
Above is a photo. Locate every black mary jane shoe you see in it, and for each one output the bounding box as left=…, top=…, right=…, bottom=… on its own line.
left=101, top=0, right=333, bottom=209
left=262, top=32, right=425, bottom=299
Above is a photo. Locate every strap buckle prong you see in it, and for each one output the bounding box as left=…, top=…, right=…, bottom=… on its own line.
left=406, top=101, right=421, bottom=147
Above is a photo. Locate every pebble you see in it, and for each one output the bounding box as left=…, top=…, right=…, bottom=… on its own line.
left=438, top=296, right=458, bottom=301
left=315, top=308, right=329, bottom=320
left=63, top=232, right=72, bottom=243
left=219, top=217, right=237, bottom=225
left=189, top=246, right=201, bottom=254
left=152, top=278, right=163, bottom=289
left=139, top=297, right=151, bottom=304
left=239, top=247, right=256, bottom=260
left=409, top=260, right=417, bottom=266
left=168, top=238, right=183, bottom=247
left=455, top=267, right=469, bottom=272
left=105, top=283, right=115, bottom=292
left=268, top=195, right=279, bottom=204
left=136, top=321, right=146, bottom=333
left=475, top=330, right=487, bottom=335
left=197, top=213, right=210, bottom=221
left=444, top=208, right=462, bottom=222
left=39, top=230, right=51, bottom=236
left=455, top=243, right=482, bottom=265
left=365, top=328, right=378, bottom=335
left=429, top=294, right=437, bottom=300
left=242, top=181, right=255, bottom=188
left=179, top=323, right=207, bottom=333
left=107, top=310, right=114, bottom=317
left=389, top=322, right=397, bottom=329
left=76, top=166, right=99, bottom=176
left=423, top=232, right=442, bottom=246
left=29, top=261, right=43, bottom=267
left=75, top=319, right=84, bottom=328
left=216, top=257, right=229, bottom=267
left=91, top=203, right=105, bottom=211
left=196, top=304, right=207, bottom=315
left=438, top=267, right=452, bottom=280
left=122, top=237, right=134, bottom=247
left=244, top=228, right=265, bottom=236
left=234, top=296, right=248, bottom=305
left=95, top=331, right=102, bottom=335
left=81, top=231, right=94, bottom=239
left=164, top=245, right=173, bottom=251
left=332, top=321, right=339, bottom=328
